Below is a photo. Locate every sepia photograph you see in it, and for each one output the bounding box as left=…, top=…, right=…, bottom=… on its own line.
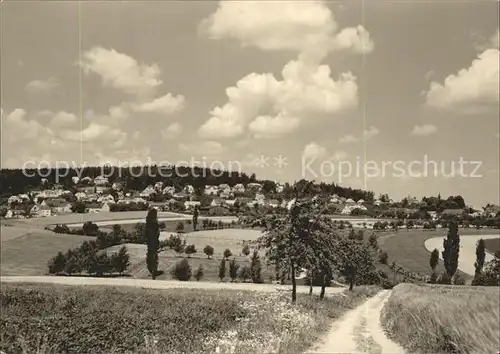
left=0, top=0, right=499, bottom=353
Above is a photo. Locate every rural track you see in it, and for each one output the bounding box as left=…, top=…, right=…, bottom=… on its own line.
left=0, top=276, right=346, bottom=295
left=308, top=290, right=405, bottom=354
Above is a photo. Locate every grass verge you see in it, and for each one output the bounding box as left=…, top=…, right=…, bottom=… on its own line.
left=0, top=282, right=380, bottom=354
left=381, top=283, right=500, bottom=354
left=484, top=237, right=500, bottom=255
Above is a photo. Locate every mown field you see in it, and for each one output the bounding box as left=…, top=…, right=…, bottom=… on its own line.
left=381, top=283, right=500, bottom=354
left=0, top=225, right=96, bottom=276
left=377, top=229, right=496, bottom=279
left=0, top=282, right=381, bottom=354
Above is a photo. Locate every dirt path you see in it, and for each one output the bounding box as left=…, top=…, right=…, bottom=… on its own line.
left=0, top=275, right=346, bottom=295
left=308, top=290, right=405, bottom=354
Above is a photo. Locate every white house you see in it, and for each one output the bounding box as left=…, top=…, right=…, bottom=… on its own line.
left=112, top=182, right=123, bottom=191
left=357, top=199, right=365, bottom=205
left=232, top=184, right=245, bottom=193
left=211, top=199, right=225, bottom=207
left=286, top=198, right=296, bottom=210
left=184, top=185, right=195, bottom=195
left=37, top=204, right=52, bottom=217
left=140, top=186, right=156, bottom=197
left=101, top=202, right=114, bottom=212
left=72, top=176, right=80, bottom=184
left=204, top=186, right=218, bottom=196
left=373, top=199, right=382, bottom=206
left=94, top=176, right=109, bottom=186
left=42, top=199, right=72, bottom=214
left=184, top=200, right=201, bottom=210
left=98, top=194, right=115, bottom=203
left=276, top=184, right=284, bottom=193
left=255, top=193, right=265, bottom=201
left=162, top=186, right=176, bottom=195
left=345, top=198, right=356, bottom=206
left=247, top=183, right=262, bottom=192
left=225, top=199, right=237, bottom=207
left=7, top=196, right=22, bottom=205
left=80, top=176, right=92, bottom=184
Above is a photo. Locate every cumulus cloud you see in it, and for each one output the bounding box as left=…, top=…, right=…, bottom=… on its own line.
left=25, top=78, right=60, bottom=93
left=1, top=108, right=128, bottom=166
left=199, top=63, right=358, bottom=139
left=80, top=47, right=162, bottom=98
left=363, top=126, right=380, bottom=140
left=302, top=142, right=327, bottom=160
left=132, top=93, right=185, bottom=115
left=202, top=0, right=373, bottom=58
left=339, top=134, right=359, bottom=144
left=179, top=141, right=226, bottom=156
left=424, top=38, right=499, bottom=113
left=80, top=47, right=185, bottom=116
left=198, top=0, right=371, bottom=139
left=411, top=124, right=437, bottom=136
left=84, top=105, right=130, bottom=127
left=161, top=122, right=183, bottom=139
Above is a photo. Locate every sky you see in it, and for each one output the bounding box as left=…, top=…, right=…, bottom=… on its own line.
left=0, top=0, right=499, bottom=208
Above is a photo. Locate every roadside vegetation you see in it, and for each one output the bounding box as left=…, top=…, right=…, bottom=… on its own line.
left=0, top=282, right=380, bottom=354
left=381, top=283, right=500, bottom=354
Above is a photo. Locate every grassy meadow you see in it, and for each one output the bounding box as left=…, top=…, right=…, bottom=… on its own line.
left=381, top=283, right=500, bottom=354
left=0, top=282, right=381, bottom=354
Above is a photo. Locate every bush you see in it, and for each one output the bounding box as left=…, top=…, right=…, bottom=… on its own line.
left=437, top=271, right=451, bottom=285
left=379, top=251, right=389, bottom=265
left=176, top=222, right=185, bottom=233
left=203, top=245, right=214, bottom=259
left=53, top=224, right=70, bottom=234
left=238, top=265, right=251, bottom=282
left=185, top=244, right=197, bottom=258
left=194, top=265, right=204, bottom=281
left=171, top=259, right=192, bottom=281
left=229, top=259, right=239, bottom=282
left=48, top=252, right=66, bottom=274
left=242, top=244, right=250, bottom=257
left=82, top=221, right=99, bottom=236
left=453, top=274, right=466, bottom=285
left=218, top=259, right=226, bottom=281
left=223, top=248, right=232, bottom=260
left=110, top=246, right=130, bottom=275
left=429, top=271, right=438, bottom=284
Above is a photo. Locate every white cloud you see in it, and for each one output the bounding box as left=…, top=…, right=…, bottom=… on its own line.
left=490, top=29, right=499, bottom=49
left=302, top=142, right=327, bottom=160
left=179, top=141, right=226, bottom=156
left=198, top=0, right=370, bottom=139
left=80, top=47, right=162, bottom=98
left=363, top=126, right=380, bottom=140
left=132, top=93, right=185, bottom=115
left=411, top=124, right=437, bottom=136
left=248, top=114, right=300, bottom=139
left=84, top=105, right=130, bottom=127
left=202, top=0, right=373, bottom=59
left=46, top=111, right=78, bottom=128
left=425, top=48, right=499, bottom=113
left=2, top=109, right=48, bottom=141
left=199, top=62, right=358, bottom=139
left=62, top=122, right=127, bottom=148
left=339, top=134, right=359, bottom=144
left=161, top=122, right=183, bottom=140
left=25, top=78, right=60, bottom=93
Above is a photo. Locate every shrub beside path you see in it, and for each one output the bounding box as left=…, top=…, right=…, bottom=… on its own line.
left=308, top=290, right=405, bottom=354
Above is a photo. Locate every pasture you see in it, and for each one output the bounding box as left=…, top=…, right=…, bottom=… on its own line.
left=381, top=283, right=500, bottom=354
left=0, top=225, right=96, bottom=276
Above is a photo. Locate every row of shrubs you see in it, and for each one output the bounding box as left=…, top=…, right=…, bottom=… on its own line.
left=171, top=249, right=264, bottom=283
left=47, top=241, right=130, bottom=276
